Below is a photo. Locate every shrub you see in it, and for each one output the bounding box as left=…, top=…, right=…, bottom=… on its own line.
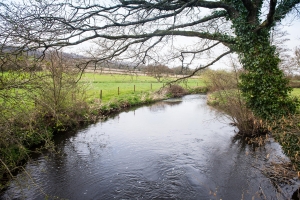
left=0, top=50, right=90, bottom=187
left=164, top=84, right=188, bottom=98
left=34, top=51, right=90, bottom=131
left=205, top=68, right=267, bottom=137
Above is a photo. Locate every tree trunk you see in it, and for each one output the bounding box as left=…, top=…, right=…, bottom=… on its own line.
left=238, top=30, right=296, bottom=119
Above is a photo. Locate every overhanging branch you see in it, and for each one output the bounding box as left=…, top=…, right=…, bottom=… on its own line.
left=167, top=50, right=232, bottom=85
left=255, top=0, right=300, bottom=32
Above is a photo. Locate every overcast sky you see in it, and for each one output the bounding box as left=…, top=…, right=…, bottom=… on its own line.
left=282, top=20, right=300, bottom=51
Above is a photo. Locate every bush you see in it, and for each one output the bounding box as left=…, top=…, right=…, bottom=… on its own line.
left=205, top=69, right=267, bottom=137
left=34, top=51, right=90, bottom=131
left=0, top=50, right=91, bottom=188
left=165, top=84, right=188, bottom=98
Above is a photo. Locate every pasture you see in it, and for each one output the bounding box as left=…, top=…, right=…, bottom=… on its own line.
left=80, top=73, right=205, bottom=103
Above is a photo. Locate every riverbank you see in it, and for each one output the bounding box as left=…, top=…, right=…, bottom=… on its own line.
left=0, top=84, right=207, bottom=191
left=206, top=91, right=300, bottom=178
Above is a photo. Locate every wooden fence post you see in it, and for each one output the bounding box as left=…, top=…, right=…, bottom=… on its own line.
left=118, top=87, right=120, bottom=95
left=134, top=85, right=135, bottom=93
left=100, top=90, right=102, bottom=99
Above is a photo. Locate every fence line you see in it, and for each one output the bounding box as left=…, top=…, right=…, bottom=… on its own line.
left=97, top=82, right=201, bottom=99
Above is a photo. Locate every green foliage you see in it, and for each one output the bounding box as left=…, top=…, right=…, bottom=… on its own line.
left=227, top=5, right=298, bottom=119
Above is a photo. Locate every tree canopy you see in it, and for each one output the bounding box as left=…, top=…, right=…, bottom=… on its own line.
left=1, top=0, right=300, bottom=119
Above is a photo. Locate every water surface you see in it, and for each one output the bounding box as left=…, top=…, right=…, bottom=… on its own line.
left=2, top=95, right=298, bottom=199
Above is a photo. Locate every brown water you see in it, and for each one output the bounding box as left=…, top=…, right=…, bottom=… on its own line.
left=1, top=95, right=299, bottom=199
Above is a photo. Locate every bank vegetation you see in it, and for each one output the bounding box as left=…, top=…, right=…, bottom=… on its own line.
left=0, top=50, right=207, bottom=190
left=205, top=64, right=300, bottom=178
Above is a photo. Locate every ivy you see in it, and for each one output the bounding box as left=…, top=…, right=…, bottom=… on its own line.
left=227, top=1, right=299, bottom=120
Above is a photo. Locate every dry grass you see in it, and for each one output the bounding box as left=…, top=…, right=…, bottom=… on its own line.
left=205, top=69, right=268, bottom=137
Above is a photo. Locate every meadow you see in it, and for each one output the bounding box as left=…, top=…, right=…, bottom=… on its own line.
left=291, top=88, right=300, bottom=97
left=80, top=73, right=205, bottom=103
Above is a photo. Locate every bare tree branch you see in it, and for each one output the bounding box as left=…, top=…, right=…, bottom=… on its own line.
left=167, top=50, right=232, bottom=85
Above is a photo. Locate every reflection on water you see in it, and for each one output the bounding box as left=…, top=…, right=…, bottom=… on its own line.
left=292, top=188, right=300, bottom=200
left=148, top=99, right=182, bottom=112
left=1, top=95, right=299, bottom=200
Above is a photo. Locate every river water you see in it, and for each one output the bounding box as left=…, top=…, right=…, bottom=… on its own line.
left=1, top=95, right=299, bottom=199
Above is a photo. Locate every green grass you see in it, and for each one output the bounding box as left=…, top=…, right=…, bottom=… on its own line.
left=1, top=72, right=206, bottom=110
left=291, top=88, right=300, bottom=97
left=79, top=73, right=205, bottom=103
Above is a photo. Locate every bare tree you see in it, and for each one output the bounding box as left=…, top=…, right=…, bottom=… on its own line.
left=294, top=47, right=300, bottom=69
left=0, top=0, right=300, bottom=118
left=144, top=64, right=172, bottom=82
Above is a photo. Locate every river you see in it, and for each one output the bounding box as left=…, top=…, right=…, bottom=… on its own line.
left=1, top=95, right=299, bottom=199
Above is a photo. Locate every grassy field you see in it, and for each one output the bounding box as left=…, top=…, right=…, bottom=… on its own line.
left=4, top=71, right=300, bottom=105
left=291, top=88, right=300, bottom=97
left=0, top=72, right=205, bottom=105
left=80, top=73, right=205, bottom=103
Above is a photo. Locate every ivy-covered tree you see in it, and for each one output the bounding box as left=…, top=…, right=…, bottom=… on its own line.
left=1, top=0, right=300, bottom=119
